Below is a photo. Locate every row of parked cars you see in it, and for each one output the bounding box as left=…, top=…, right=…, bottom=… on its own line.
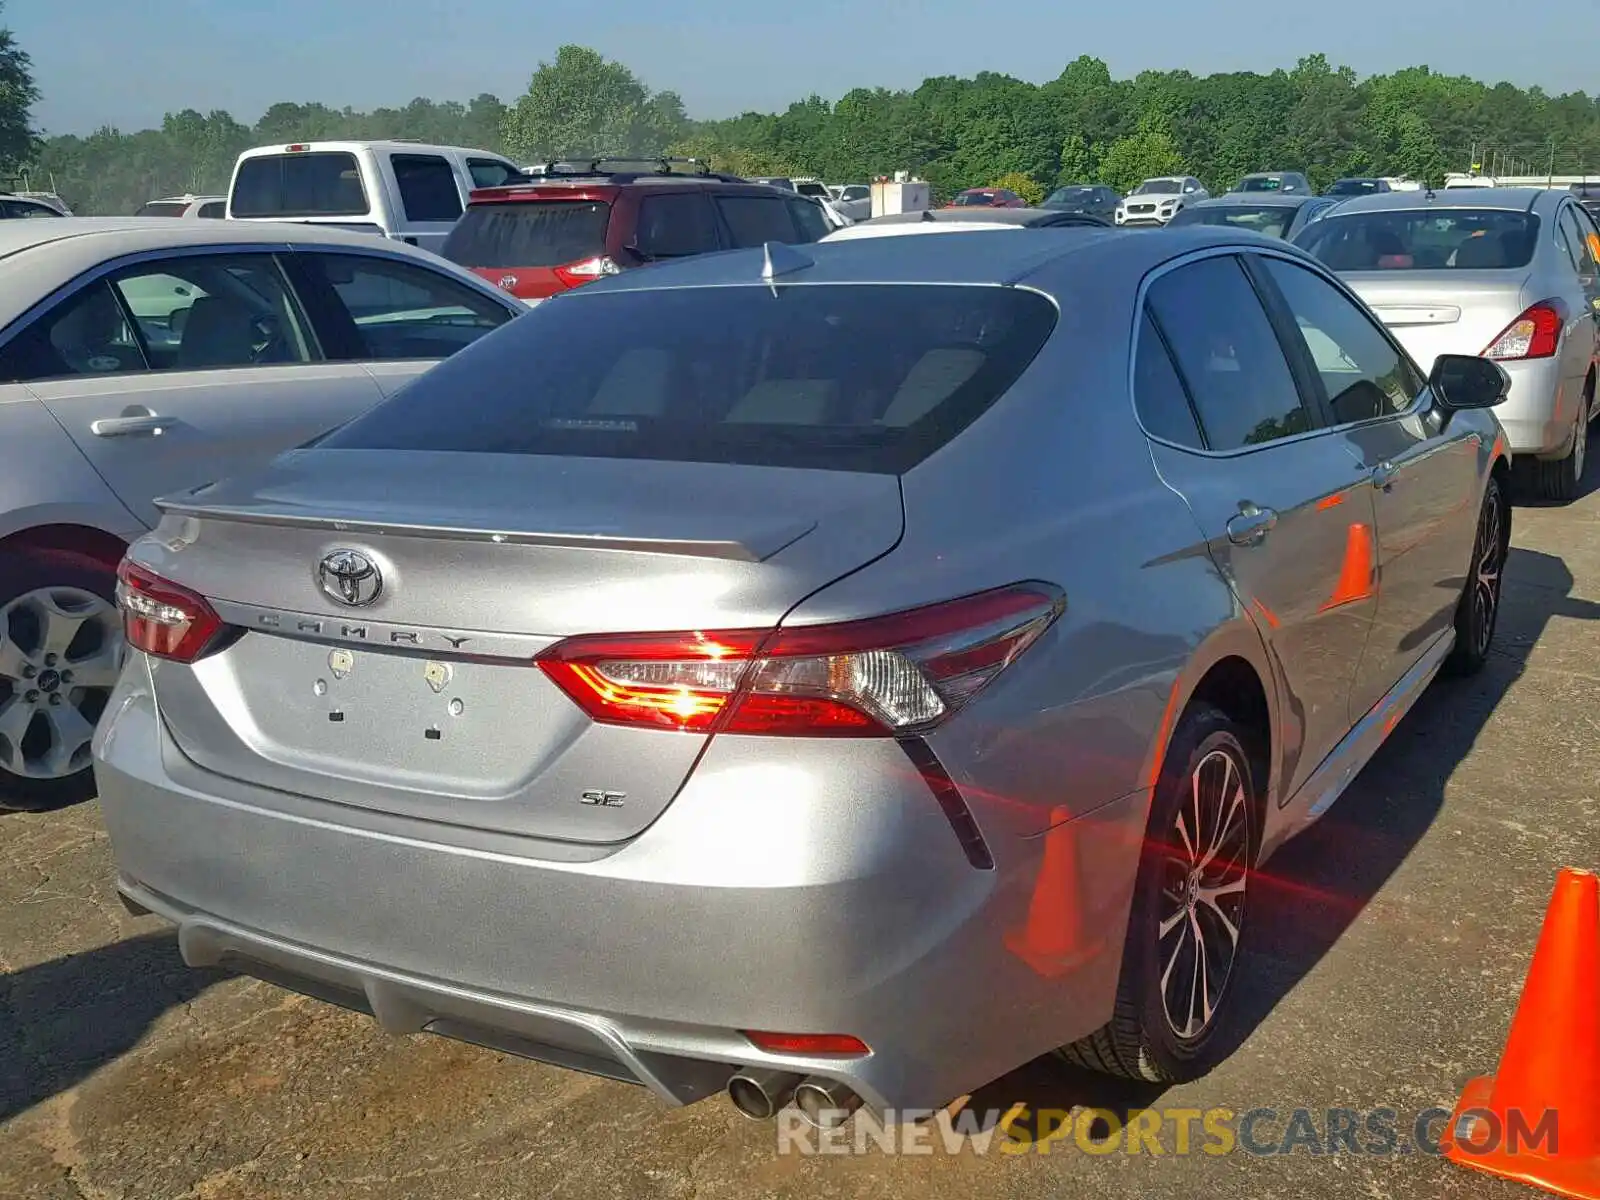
left=0, top=137, right=1592, bottom=1132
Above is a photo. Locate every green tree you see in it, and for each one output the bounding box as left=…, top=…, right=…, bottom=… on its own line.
left=991, top=170, right=1044, bottom=204
left=1055, top=133, right=1093, bottom=185
left=1097, top=116, right=1186, bottom=193
left=500, top=44, right=685, bottom=162
left=0, top=1, right=39, bottom=172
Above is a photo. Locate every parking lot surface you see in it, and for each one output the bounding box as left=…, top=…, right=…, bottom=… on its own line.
left=4, top=478, right=1599, bottom=1200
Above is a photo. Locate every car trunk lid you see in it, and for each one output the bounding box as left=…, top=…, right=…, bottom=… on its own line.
left=137, top=449, right=904, bottom=842
left=1340, top=270, right=1533, bottom=373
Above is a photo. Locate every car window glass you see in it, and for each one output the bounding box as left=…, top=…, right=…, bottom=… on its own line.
left=296, top=252, right=512, bottom=360
left=787, top=198, right=831, bottom=243
left=1559, top=207, right=1599, bottom=279
left=1134, top=310, right=1204, bottom=447
left=0, top=255, right=315, bottom=381
left=716, top=195, right=799, bottom=247
left=635, top=193, right=719, bottom=257
left=322, top=283, right=1059, bottom=475
left=1259, top=256, right=1422, bottom=423
left=0, top=281, right=147, bottom=381
left=467, top=158, right=521, bottom=189
left=1146, top=255, right=1313, bottom=449
left=198, top=201, right=225, bottom=219
left=390, top=154, right=462, bottom=222
left=4, top=199, right=58, bottom=218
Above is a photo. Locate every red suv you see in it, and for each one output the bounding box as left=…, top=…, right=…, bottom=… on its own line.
left=440, top=158, right=835, bottom=304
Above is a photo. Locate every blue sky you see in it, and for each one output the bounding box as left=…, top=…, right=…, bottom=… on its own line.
left=17, top=0, right=1600, bottom=135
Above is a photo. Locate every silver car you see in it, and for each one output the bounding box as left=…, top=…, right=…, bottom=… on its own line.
left=1295, top=187, right=1600, bottom=501
left=96, top=228, right=1512, bottom=1127
left=1115, top=176, right=1209, bottom=226
left=0, top=218, right=523, bottom=809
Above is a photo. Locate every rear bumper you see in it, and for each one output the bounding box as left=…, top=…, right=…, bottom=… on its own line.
left=95, top=657, right=1146, bottom=1114
left=1487, top=357, right=1568, bottom=457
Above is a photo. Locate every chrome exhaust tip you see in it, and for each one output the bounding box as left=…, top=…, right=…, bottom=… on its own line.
left=794, top=1077, right=863, bottom=1129
left=727, top=1068, right=804, bottom=1120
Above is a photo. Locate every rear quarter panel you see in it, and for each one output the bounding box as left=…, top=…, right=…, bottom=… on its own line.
left=773, top=261, right=1273, bottom=844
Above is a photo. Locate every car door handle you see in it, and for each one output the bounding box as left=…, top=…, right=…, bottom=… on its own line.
left=1226, top=503, right=1278, bottom=545
left=90, top=413, right=172, bottom=438
left=1370, top=461, right=1398, bottom=489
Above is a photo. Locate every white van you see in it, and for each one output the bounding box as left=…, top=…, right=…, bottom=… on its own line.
left=226, top=141, right=523, bottom=253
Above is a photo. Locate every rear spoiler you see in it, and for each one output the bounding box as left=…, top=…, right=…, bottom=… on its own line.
left=152, top=492, right=812, bottom=562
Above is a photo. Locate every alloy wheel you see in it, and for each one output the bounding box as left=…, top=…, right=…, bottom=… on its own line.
left=1157, top=747, right=1250, bottom=1041
left=0, top=586, right=122, bottom=780
left=1471, top=491, right=1505, bottom=659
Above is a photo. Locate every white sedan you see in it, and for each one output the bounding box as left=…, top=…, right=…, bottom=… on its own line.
left=0, top=218, right=525, bottom=810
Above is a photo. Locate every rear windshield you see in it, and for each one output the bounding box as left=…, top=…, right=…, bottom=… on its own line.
left=951, top=192, right=997, bottom=206
left=231, top=152, right=368, bottom=217
left=1296, top=209, right=1540, bottom=270
left=1237, top=176, right=1286, bottom=192
left=321, top=283, right=1058, bottom=473
left=440, top=200, right=610, bottom=268
left=1169, top=203, right=1297, bottom=239
left=1326, top=179, right=1380, bottom=196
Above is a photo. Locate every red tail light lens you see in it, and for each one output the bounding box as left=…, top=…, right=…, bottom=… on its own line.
left=114, top=560, right=224, bottom=663
left=743, top=1030, right=870, bottom=1056
left=1483, top=300, right=1564, bottom=360
left=537, top=583, right=1064, bottom=737
left=553, top=255, right=621, bottom=288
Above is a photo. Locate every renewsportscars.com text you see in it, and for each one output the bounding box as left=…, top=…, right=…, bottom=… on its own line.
left=776, top=1104, right=1559, bottom=1158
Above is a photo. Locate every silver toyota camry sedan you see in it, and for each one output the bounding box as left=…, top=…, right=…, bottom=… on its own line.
left=95, top=227, right=1512, bottom=1126
left=1295, top=186, right=1600, bottom=502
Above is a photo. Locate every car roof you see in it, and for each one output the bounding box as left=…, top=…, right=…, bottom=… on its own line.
left=850, top=207, right=1074, bottom=228
left=0, top=218, right=504, bottom=322
left=575, top=224, right=1282, bottom=295
left=236, top=140, right=508, bottom=159
left=1194, top=193, right=1317, bottom=209
left=469, top=174, right=781, bottom=201
left=1318, top=187, right=1548, bottom=215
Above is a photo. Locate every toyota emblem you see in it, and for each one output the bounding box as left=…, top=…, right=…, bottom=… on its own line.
left=317, top=549, right=382, bottom=607
left=498, top=275, right=518, bottom=291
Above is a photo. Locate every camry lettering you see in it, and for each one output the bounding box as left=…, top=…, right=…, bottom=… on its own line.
left=249, top=612, right=471, bottom=651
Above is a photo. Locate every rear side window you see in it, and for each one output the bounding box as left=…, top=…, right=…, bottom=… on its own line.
left=787, top=198, right=831, bottom=243
left=197, top=201, right=225, bottom=219
left=321, top=283, right=1059, bottom=474
left=1133, top=311, right=1203, bottom=447
left=1146, top=255, right=1312, bottom=451
left=1297, top=209, right=1540, bottom=271
left=635, top=193, right=719, bottom=258
left=468, top=158, right=521, bottom=189
left=5, top=199, right=62, bottom=219
left=441, top=201, right=610, bottom=268
left=231, top=152, right=368, bottom=217
left=135, top=201, right=186, bottom=217
left=391, top=154, right=462, bottom=222
left=717, top=196, right=798, bottom=247
left=293, top=253, right=513, bottom=361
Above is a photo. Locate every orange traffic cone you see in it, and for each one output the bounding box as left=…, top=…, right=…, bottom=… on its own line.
left=1441, top=867, right=1600, bottom=1198
left=1319, top=522, right=1375, bottom=611
left=1004, top=806, right=1102, bottom=978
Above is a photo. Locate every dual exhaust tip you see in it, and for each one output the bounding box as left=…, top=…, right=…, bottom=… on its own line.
left=727, top=1067, right=862, bottom=1128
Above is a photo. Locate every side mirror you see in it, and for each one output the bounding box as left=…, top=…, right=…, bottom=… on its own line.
left=1429, top=353, right=1510, bottom=410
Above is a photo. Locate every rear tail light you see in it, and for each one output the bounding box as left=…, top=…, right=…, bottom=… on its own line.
left=553, top=255, right=621, bottom=288
left=537, top=583, right=1064, bottom=737
left=114, top=560, right=224, bottom=663
left=1483, top=300, right=1564, bottom=360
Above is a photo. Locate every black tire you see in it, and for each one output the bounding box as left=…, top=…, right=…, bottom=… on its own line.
left=1059, top=703, right=1259, bottom=1082
left=1525, top=399, right=1588, bottom=503
left=1445, top=474, right=1509, bottom=677
left=0, top=548, right=121, bottom=813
